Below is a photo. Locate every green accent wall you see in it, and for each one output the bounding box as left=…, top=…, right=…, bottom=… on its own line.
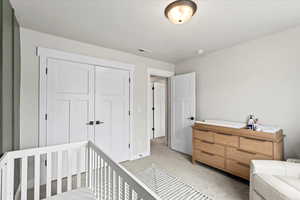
left=0, top=0, right=20, bottom=156
left=13, top=13, right=20, bottom=151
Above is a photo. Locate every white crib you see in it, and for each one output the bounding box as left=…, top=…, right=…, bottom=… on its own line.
left=0, top=141, right=160, bottom=200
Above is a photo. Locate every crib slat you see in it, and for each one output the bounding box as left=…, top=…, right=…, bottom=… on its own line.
left=57, top=151, right=62, bottom=194
left=105, top=161, right=109, bottom=199
left=85, top=146, right=88, bottom=188
left=0, top=168, right=3, bottom=200
left=87, top=146, right=91, bottom=188
left=99, top=156, right=102, bottom=200
left=86, top=147, right=89, bottom=188
left=93, top=151, right=96, bottom=194
left=94, top=153, right=97, bottom=198
left=101, top=158, right=105, bottom=199
left=21, top=157, right=28, bottom=200
left=95, top=155, right=99, bottom=199
left=91, top=149, right=94, bottom=192
left=46, top=152, right=52, bottom=197
left=2, top=165, right=7, bottom=200
left=116, top=174, right=120, bottom=200
left=110, top=165, right=113, bottom=200
left=6, top=159, right=14, bottom=200
left=122, top=178, right=125, bottom=200
left=98, top=156, right=102, bottom=199
left=34, top=154, right=40, bottom=200
left=93, top=151, right=96, bottom=193
left=77, top=148, right=81, bottom=188
left=67, top=150, right=72, bottom=191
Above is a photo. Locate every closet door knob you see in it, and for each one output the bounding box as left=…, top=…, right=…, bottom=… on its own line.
left=87, top=121, right=94, bottom=125
left=189, top=117, right=195, bottom=121
left=96, top=121, right=104, bottom=125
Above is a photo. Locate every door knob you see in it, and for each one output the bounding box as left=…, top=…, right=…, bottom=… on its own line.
left=189, top=117, right=195, bottom=120
left=87, top=121, right=94, bottom=125
left=95, top=121, right=104, bottom=125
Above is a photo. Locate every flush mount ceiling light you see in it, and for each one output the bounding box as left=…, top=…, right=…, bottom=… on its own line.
left=165, top=0, right=197, bottom=24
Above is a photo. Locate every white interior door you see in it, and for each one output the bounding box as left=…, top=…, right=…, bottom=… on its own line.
left=153, top=82, right=166, bottom=138
left=94, top=67, right=130, bottom=163
left=171, top=72, right=195, bottom=155
left=46, top=58, right=94, bottom=180
left=47, top=58, right=94, bottom=145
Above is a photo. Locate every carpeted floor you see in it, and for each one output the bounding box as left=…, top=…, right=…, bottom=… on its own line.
left=122, top=140, right=249, bottom=200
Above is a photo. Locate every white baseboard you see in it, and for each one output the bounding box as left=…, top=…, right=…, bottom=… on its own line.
left=131, top=151, right=150, bottom=160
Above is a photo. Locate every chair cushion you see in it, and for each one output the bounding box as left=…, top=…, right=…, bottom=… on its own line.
left=253, top=174, right=300, bottom=200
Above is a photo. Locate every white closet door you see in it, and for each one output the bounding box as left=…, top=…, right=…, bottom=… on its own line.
left=171, top=72, right=195, bottom=155
left=94, top=67, right=130, bottom=163
left=47, top=58, right=94, bottom=146
left=153, top=82, right=166, bottom=138
left=46, top=58, right=94, bottom=181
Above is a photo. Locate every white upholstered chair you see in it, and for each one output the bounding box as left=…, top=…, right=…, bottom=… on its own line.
left=250, top=160, right=300, bottom=200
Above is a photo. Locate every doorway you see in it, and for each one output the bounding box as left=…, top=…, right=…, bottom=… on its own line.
left=147, top=69, right=196, bottom=157
left=147, top=68, right=174, bottom=155
left=150, top=76, right=168, bottom=145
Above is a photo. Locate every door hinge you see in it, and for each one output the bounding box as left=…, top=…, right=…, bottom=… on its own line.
left=45, top=159, right=47, bottom=166
left=45, top=114, right=48, bottom=120
left=128, top=111, right=131, bottom=116
left=46, top=68, right=48, bottom=75
left=152, top=107, right=155, bottom=111
left=152, top=128, right=155, bottom=131
left=129, top=78, right=131, bottom=83
left=128, top=144, right=131, bottom=149
left=152, top=87, right=154, bottom=90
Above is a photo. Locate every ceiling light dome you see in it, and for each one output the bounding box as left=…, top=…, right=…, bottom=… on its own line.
left=165, top=0, right=197, bottom=24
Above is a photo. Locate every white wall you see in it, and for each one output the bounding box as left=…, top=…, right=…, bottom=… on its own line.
left=20, top=28, right=174, bottom=157
left=176, top=26, right=300, bottom=158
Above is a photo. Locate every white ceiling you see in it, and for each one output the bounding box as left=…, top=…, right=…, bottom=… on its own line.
left=10, top=0, right=300, bottom=63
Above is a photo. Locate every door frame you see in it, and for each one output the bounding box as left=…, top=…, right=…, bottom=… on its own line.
left=147, top=68, right=174, bottom=155
left=38, top=47, right=135, bottom=159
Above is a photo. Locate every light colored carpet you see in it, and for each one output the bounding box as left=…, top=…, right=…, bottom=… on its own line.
left=122, top=141, right=249, bottom=200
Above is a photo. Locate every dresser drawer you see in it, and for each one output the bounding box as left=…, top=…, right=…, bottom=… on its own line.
left=195, top=150, right=225, bottom=169
left=194, top=130, right=214, bottom=143
left=226, top=159, right=250, bottom=180
left=226, top=147, right=272, bottom=165
left=194, top=139, right=225, bottom=157
left=215, top=133, right=239, bottom=147
left=240, top=137, right=273, bottom=156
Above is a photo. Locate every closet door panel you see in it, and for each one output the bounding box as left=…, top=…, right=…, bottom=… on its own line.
left=94, top=67, right=130, bottom=163
left=47, top=59, right=94, bottom=146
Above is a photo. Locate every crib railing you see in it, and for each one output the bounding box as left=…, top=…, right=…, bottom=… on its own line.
left=0, top=141, right=160, bottom=200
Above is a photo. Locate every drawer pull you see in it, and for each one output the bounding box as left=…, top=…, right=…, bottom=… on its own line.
left=196, top=130, right=208, bottom=133
left=241, top=136, right=267, bottom=142
left=202, top=151, right=214, bottom=156
left=218, top=133, right=233, bottom=136
left=237, top=162, right=250, bottom=168
left=237, top=148, right=256, bottom=155
left=202, top=140, right=214, bottom=144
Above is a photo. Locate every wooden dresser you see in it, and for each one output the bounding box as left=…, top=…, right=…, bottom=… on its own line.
left=192, top=123, right=284, bottom=180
